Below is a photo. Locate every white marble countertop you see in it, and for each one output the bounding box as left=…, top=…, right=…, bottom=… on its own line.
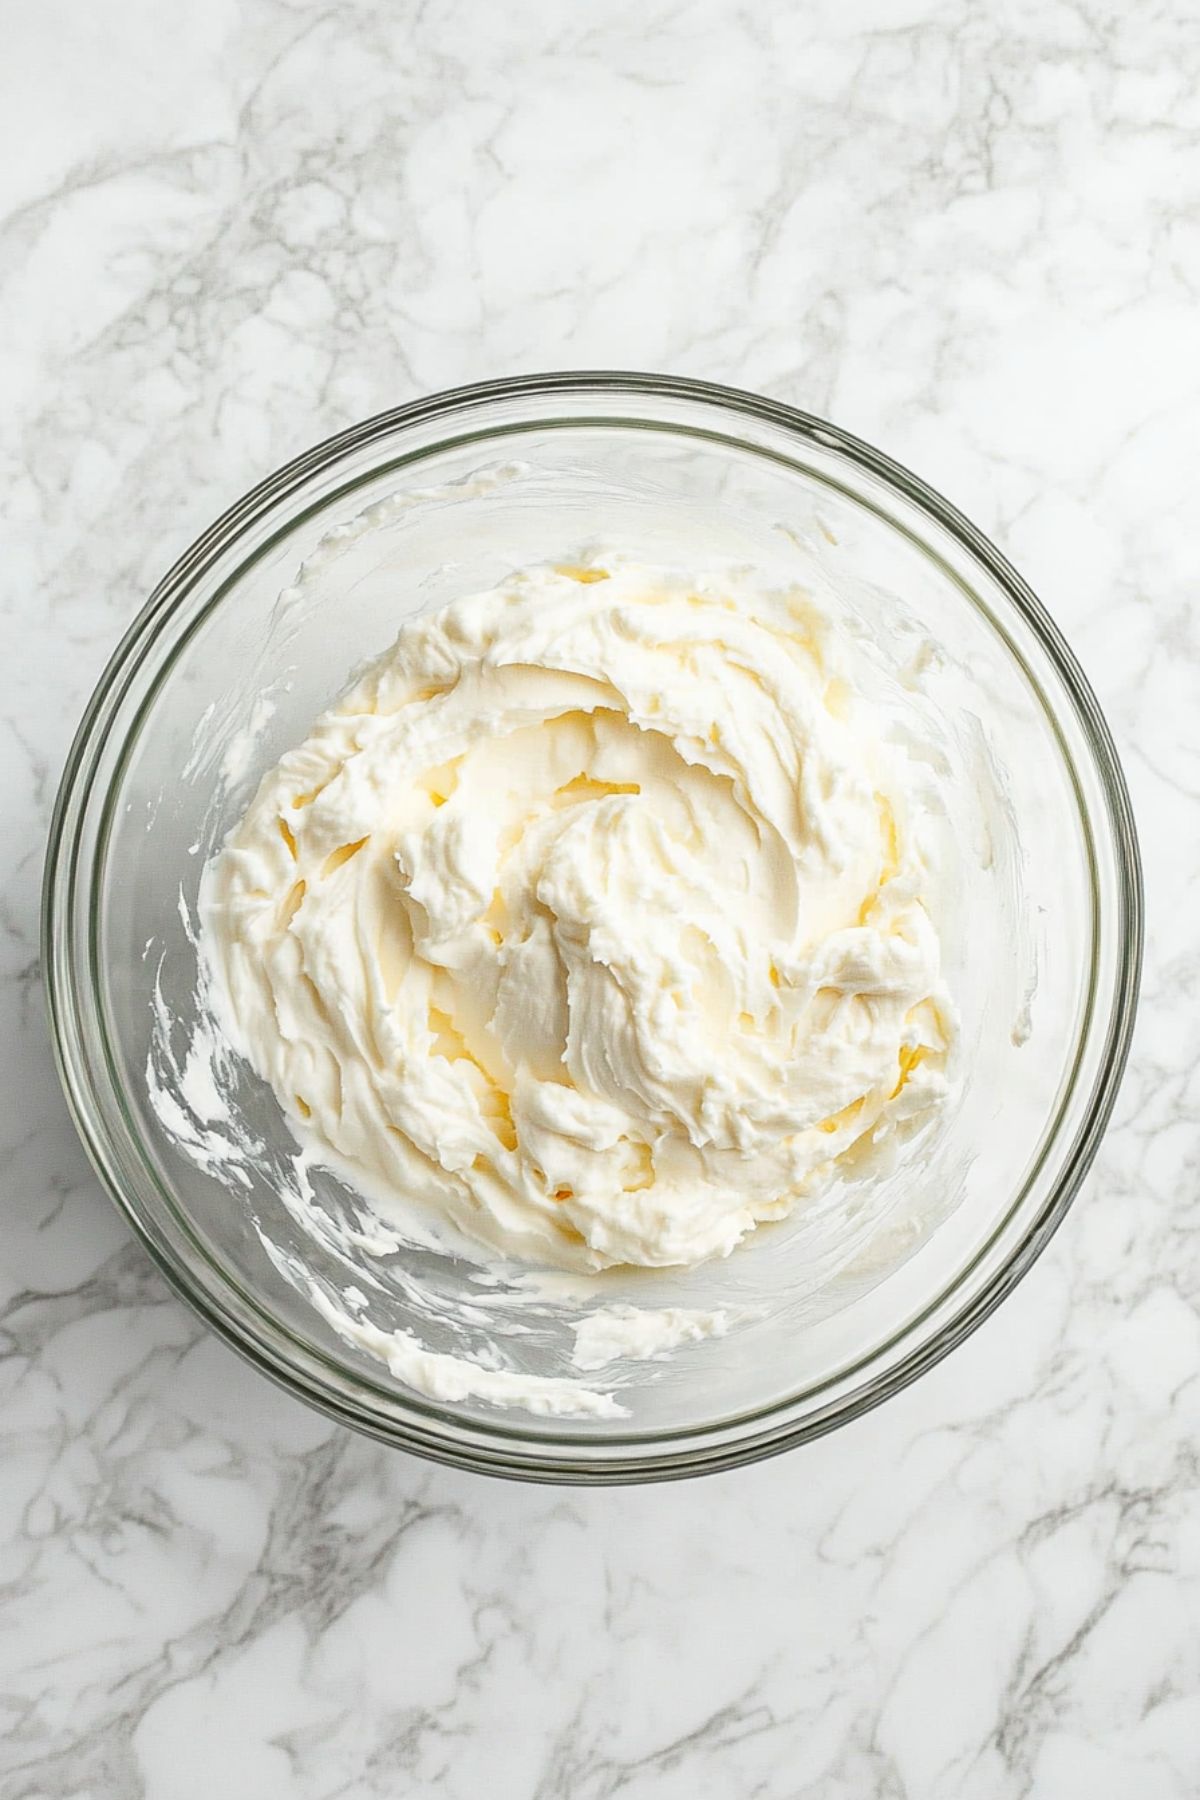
left=4, top=3, right=1197, bottom=1795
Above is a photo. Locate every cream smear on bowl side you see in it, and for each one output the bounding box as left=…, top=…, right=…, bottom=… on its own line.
left=169, top=549, right=959, bottom=1416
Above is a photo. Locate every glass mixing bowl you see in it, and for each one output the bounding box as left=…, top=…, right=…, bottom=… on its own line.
left=44, top=374, right=1141, bottom=1482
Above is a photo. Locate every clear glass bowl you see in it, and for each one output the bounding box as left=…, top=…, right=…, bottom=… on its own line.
left=44, top=374, right=1141, bottom=1482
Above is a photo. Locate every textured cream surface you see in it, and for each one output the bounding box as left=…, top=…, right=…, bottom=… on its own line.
left=202, top=558, right=951, bottom=1272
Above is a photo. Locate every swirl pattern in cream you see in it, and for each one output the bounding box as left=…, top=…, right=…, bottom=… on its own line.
left=202, top=559, right=952, bottom=1271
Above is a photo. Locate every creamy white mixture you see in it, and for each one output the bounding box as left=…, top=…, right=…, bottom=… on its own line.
left=201, top=556, right=952, bottom=1283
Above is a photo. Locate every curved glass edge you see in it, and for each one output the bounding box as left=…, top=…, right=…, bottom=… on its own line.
left=79, top=423, right=1123, bottom=1444
left=42, top=372, right=1144, bottom=1481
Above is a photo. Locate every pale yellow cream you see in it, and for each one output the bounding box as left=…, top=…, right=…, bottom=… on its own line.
left=201, top=558, right=951, bottom=1272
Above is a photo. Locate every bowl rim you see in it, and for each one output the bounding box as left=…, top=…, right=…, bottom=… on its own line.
left=42, top=370, right=1143, bottom=1482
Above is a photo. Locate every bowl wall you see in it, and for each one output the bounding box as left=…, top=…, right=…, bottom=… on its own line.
left=45, top=376, right=1141, bottom=1480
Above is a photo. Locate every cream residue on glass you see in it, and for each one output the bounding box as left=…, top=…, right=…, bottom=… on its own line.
left=197, top=554, right=954, bottom=1367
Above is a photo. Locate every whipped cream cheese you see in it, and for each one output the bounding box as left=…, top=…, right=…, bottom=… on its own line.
left=201, top=557, right=952, bottom=1277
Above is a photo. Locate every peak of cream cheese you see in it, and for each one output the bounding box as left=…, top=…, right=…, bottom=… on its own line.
left=200, top=557, right=952, bottom=1274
